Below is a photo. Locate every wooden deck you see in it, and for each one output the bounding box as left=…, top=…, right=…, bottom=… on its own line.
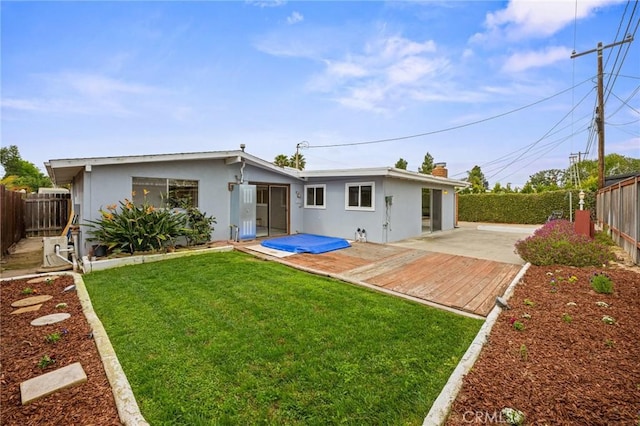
left=240, top=242, right=522, bottom=318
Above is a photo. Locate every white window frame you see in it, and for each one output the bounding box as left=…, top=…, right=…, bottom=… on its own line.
left=304, top=184, right=326, bottom=209
left=345, top=182, right=375, bottom=211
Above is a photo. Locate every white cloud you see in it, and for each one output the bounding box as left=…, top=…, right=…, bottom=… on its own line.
left=307, top=34, right=447, bottom=112
left=325, top=60, right=369, bottom=78
left=335, top=85, right=388, bottom=113
left=372, top=36, right=436, bottom=60
left=1, top=96, right=133, bottom=116
left=608, top=137, right=640, bottom=155
left=387, top=56, right=447, bottom=85
left=61, top=73, right=156, bottom=98
left=502, top=46, right=573, bottom=73
left=287, top=11, right=303, bottom=25
left=3, top=72, right=163, bottom=116
left=246, top=0, right=286, bottom=8
left=472, top=0, right=623, bottom=42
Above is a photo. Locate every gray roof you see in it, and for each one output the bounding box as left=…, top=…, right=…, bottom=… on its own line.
left=45, top=150, right=469, bottom=188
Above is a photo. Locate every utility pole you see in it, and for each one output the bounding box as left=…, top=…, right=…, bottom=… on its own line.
left=295, top=141, right=308, bottom=170
left=570, top=151, right=587, bottom=163
left=570, top=151, right=588, bottom=188
left=571, top=35, right=634, bottom=189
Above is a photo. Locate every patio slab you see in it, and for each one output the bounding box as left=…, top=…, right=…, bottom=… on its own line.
left=20, top=362, right=87, bottom=405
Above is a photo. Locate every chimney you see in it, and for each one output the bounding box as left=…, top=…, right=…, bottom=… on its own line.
left=432, top=162, right=448, bottom=178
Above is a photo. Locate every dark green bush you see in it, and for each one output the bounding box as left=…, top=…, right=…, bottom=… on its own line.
left=458, top=190, right=596, bottom=224
left=182, top=207, right=216, bottom=246
left=514, top=220, right=615, bottom=266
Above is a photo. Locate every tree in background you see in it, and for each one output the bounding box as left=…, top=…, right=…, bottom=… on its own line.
left=394, top=158, right=408, bottom=170
left=491, top=182, right=504, bottom=193
left=525, top=169, right=565, bottom=192
left=418, top=152, right=434, bottom=174
left=273, top=154, right=290, bottom=167
left=464, top=165, right=488, bottom=193
left=520, top=182, right=534, bottom=194
left=564, top=153, right=640, bottom=191
left=491, top=182, right=516, bottom=193
left=0, top=145, right=52, bottom=192
left=272, top=153, right=306, bottom=170
left=289, top=152, right=306, bottom=170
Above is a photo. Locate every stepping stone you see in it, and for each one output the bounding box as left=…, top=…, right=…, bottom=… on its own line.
left=11, top=304, right=43, bottom=315
left=11, top=295, right=53, bottom=308
left=31, top=313, right=71, bottom=326
left=27, top=276, right=60, bottom=284
left=20, top=362, right=87, bottom=405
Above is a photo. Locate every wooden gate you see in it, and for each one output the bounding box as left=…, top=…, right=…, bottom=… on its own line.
left=24, top=193, right=71, bottom=237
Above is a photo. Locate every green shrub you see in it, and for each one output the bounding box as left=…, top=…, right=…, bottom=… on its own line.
left=594, top=230, right=615, bottom=246
left=458, top=190, right=596, bottom=224
left=165, top=197, right=217, bottom=246
left=45, top=332, right=61, bottom=343
left=590, top=272, right=614, bottom=294
left=85, top=196, right=187, bottom=254
left=514, top=220, right=615, bottom=266
left=182, top=207, right=216, bottom=246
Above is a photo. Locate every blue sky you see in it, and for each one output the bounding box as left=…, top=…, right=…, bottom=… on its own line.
left=2, top=0, right=638, bottom=187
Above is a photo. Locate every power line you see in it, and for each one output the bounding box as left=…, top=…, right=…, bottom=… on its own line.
left=450, top=110, right=594, bottom=180
left=608, top=85, right=640, bottom=116
left=486, top=87, right=596, bottom=181
left=307, top=77, right=595, bottom=149
left=476, top=111, right=594, bottom=170
left=603, top=2, right=638, bottom=105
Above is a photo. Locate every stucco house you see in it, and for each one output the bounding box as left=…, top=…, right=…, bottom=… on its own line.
left=45, top=149, right=469, bottom=257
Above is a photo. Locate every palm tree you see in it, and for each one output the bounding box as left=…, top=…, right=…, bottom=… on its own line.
left=273, top=154, right=290, bottom=168
left=290, top=152, right=306, bottom=170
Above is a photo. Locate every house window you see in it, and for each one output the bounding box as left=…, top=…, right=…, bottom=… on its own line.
left=304, top=184, right=326, bottom=209
left=257, top=186, right=269, bottom=205
left=345, top=182, right=374, bottom=211
left=132, top=177, right=198, bottom=208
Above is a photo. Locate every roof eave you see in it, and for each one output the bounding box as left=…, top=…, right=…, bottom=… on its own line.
left=301, top=167, right=470, bottom=187
left=45, top=150, right=303, bottom=185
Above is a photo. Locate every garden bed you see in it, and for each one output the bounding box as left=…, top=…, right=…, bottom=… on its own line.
left=446, top=264, right=640, bottom=425
left=1, top=275, right=121, bottom=425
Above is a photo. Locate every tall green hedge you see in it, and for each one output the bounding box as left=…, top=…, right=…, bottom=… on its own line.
left=458, top=190, right=596, bottom=224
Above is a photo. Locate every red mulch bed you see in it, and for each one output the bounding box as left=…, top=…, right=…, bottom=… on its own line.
left=1, top=275, right=121, bottom=426
left=446, top=264, right=640, bottom=426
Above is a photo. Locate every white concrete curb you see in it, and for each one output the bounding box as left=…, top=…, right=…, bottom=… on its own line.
left=477, top=225, right=538, bottom=235
left=422, top=263, right=531, bottom=426
left=81, top=245, right=233, bottom=273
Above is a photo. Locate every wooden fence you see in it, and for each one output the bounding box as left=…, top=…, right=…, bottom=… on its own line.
left=24, top=193, right=71, bottom=237
left=1, top=185, right=26, bottom=255
left=597, top=175, right=640, bottom=265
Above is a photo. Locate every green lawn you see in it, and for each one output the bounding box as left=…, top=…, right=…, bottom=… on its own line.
left=84, top=251, right=482, bottom=425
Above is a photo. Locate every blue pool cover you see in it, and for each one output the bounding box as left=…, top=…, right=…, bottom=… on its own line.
left=261, top=234, right=351, bottom=254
